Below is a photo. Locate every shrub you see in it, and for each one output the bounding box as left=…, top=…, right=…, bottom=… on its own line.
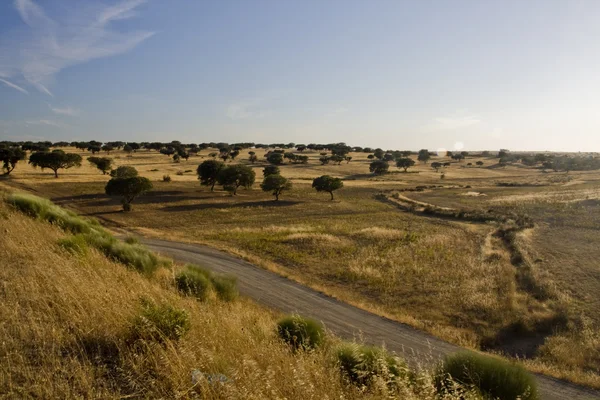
left=277, top=315, right=324, bottom=350
left=176, top=170, right=184, bottom=176
left=336, top=343, right=407, bottom=385
left=175, top=268, right=212, bottom=301
left=211, top=274, right=239, bottom=301
left=436, top=351, right=538, bottom=400
left=163, top=174, right=172, bottom=182
left=131, top=299, right=191, bottom=344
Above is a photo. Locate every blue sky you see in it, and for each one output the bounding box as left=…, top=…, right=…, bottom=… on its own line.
left=1, top=0, right=599, bottom=151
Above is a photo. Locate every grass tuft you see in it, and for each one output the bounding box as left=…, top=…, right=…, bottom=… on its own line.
left=277, top=315, right=324, bottom=351
left=436, top=351, right=538, bottom=400
left=336, top=342, right=407, bottom=385
left=130, top=298, right=191, bottom=344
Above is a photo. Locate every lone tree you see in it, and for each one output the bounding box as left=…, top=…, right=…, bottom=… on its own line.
left=417, top=149, right=430, bottom=164
left=431, top=162, right=443, bottom=171
left=105, top=171, right=153, bottom=211
left=267, top=152, right=284, bottom=165
left=0, top=147, right=26, bottom=175
left=29, top=150, right=82, bottom=178
left=263, top=165, right=280, bottom=177
left=396, top=157, right=415, bottom=172
left=88, top=157, right=113, bottom=175
left=261, top=174, right=292, bottom=201
left=101, top=144, right=114, bottom=154
left=476, top=161, right=484, bottom=167
left=312, top=175, right=343, bottom=200
left=111, top=165, right=138, bottom=179
left=369, top=160, right=389, bottom=175
left=249, top=151, right=258, bottom=163
left=217, top=164, right=256, bottom=195
left=197, top=160, right=224, bottom=191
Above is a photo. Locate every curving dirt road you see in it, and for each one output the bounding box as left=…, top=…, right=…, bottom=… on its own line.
left=142, top=237, right=599, bottom=400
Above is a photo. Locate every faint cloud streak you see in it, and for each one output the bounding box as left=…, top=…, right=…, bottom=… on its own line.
left=0, top=78, right=29, bottom=94
left=0, top=0, right=154, bottom=96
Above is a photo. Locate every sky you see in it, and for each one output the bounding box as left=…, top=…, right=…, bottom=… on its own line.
left=1, top=0, right=600, bottom=151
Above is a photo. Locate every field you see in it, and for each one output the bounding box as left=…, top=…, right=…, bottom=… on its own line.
left=1, top=146, right=599, bottom=388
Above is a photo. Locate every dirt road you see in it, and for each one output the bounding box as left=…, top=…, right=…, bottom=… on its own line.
left=142, top=237, right=599, bottom=400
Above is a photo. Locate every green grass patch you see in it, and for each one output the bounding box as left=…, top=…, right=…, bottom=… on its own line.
left=6, top=193, right=167, bottom=275
left=277, top=315, right=324, bottom=351
left=175, top=267, right=212, bottom=301
left=211, top=274, right=239, bottom=302
left=336, top=342, right=407, bottom=386
left=130, top=298, right=191, bottom=344
left=436, top=351, right=538, bottom=400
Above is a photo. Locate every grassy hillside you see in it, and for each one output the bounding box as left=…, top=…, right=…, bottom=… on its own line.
left=0, top=192, right=488, bottom=399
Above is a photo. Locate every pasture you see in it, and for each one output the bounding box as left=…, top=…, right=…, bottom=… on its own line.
left=1, top=146, right=599, bottom=387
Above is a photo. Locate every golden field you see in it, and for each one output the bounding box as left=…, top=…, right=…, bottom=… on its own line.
left=1, top=146, right=599, bottom=388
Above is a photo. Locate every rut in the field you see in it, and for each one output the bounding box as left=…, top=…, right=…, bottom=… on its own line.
left=378, top=189, right=566, bottom=358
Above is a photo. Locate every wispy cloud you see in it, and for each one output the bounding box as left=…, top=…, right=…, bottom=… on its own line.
left=25, top=119, right=68, bottom=128
left=49, top=105, right=79, bottom=116
left=0, top=0, right=154, bottom=96
left=422, top=114, right=481, bottom=131
left=0, top=78, right=29, bottom=94
left=226, top=99, right=272, bottom=120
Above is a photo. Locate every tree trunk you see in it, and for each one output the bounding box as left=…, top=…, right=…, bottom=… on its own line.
left=274, top=192, right=279, bottom=201
left=211, top=181, right=215, bottom=191
left=53, top=169, right=59, bottom=178
left=329, top=191, right=334, bottom=201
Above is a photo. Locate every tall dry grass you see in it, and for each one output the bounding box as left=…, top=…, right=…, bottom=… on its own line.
left=0, top=197, right=476, bottom=399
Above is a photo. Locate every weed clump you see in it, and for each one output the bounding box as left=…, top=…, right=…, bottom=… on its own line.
left=174, top=265, right=239, bottom=302
left=436, top=351, right=538, bottom=400
left=175, top=267, right=212, bottom=301
left=211, top=274, right=239, bottom=301
left=336, top=342, right=407, bottom=385
left=130, top=299, right=191, bottom=344
left=277, top=315, right=324, bottom=350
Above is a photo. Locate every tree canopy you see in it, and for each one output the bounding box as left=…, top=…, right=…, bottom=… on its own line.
left=197, top=160, right=225, bottom=191
left=217, top=164, right=256, bottom=195
left=396, top=157, right=415, bottom=172
left=0, top=147, right=26, bottom=175
left=88, top=157, right=113, bottom=175
left=110, top=165, right=138, bottom=179
left=105, top=173, right=153, bottom=211
left=29, top=150, right=82, bottom=178
left=312, top=175, right=343, bottom=200
left=261, top=174, right=292, bottom=201
left=369, top=160, right=389, bottom=175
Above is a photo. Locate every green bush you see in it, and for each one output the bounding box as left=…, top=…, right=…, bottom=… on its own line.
left=211, top=274, right=239, bottom=302
left=175, top=268, right=212, bottom=301
left=436, top=351, right=538, bottom=400
left=336, top=342, right=407, bottom=385
left=277, top=315, right=324, bottom=350
left=131, top=299, right=191, bottom=344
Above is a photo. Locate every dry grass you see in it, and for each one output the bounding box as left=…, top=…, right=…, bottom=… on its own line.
left=0, top=196, right=479, bottom=399
left=2, top=146, right=600, bottom=388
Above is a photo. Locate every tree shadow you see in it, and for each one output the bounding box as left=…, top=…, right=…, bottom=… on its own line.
left=161, top=200, right=301, bottom=212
